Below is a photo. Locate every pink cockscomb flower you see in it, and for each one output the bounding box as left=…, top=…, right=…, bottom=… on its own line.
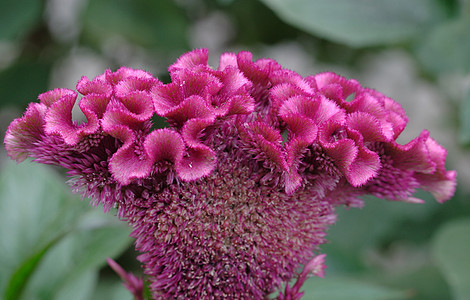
left=4, top=50, right=456, bottom=299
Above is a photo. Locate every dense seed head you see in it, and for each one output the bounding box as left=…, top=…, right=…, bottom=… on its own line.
left=127, top=144, right=336, bottom=298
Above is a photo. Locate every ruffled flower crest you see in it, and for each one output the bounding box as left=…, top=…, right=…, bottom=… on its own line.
left=4, top=49, right=456, bottom=299
left=4, top=102, right=48, bottom=162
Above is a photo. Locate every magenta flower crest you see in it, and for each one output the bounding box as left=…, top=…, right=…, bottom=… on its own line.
left=4, top=49, right=456, bottom=299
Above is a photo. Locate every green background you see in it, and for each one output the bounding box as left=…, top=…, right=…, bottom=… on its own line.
left=0, top=0, right=469, bottom=299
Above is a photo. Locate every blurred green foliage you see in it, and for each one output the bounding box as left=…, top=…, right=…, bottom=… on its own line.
left=259, top=0, right=448, bottom=47
left=0, top=0, right=469, bottom=299
left=82, top=0, right=189, bottom=51
left=0, top=160, right=132, bottom=300
left=432, top=219, right=470, bottom=299
left=0, top=61, right=52, bottom=107
left=0, top=0, right=43, bottom=41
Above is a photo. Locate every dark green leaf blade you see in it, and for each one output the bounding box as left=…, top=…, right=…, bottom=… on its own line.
left=0, top=160, right=132, bottom=300
left=259, top=0, right=445, bottom=47
left=4, top=234, right=62, bottom=300
left=0, top=160, right=89, bottom=297
left=432, top=219, right=470, bottom=300
left=22, top=217, right=132, bottom=300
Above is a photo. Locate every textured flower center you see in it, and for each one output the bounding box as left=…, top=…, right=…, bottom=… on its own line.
left=133, top=131, right=148, bottom=160
left=75, top=132, right=105, bottom=153
left=330, top=127, right=348, bottom=142
left=129, top=133, right=335, bottom=299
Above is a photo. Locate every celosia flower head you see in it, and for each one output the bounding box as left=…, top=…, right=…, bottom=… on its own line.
left=4, top=49, right=456, bottom=299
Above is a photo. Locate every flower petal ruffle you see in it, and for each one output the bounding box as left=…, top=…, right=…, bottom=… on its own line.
left=4, top=103, right=48, bottom=162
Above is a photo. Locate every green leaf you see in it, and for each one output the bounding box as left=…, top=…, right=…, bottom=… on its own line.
left=321, top=195, right=441, bottom=274
left=4, top=234, right=63, bottom=300
left=258, top=0, right=445, bottom=47
left=460, top=90, right=470, bottom=145
left=301, top=276, right=406, bottom=300
left=0, top=160, right=132, bottom=299
left=92, top=278, right=134, bottom=300
left=53, top=270, right=98, bottom=300
left=0, top=160, right=89, bottom=297
left=432, top=218, right=470, bottom=300
left=0, top=0, right=43, bottom=41
left=22, top=215, right=132, bottom=300
left=0, top=61, right=52, bottom=108
left=372, top=264, right=452, bottom=300
left=82, top=0, right=188, bottom=52
left=416, top=16, right=470, bottom=74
